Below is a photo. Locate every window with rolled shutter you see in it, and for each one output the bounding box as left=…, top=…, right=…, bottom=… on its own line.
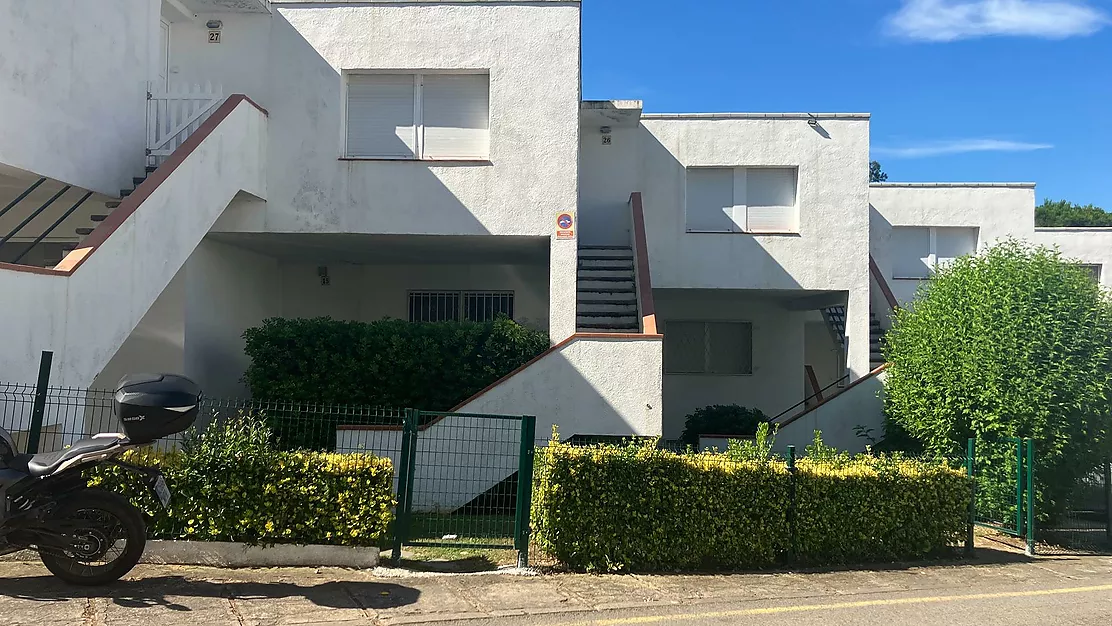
left=744, top=168, right=797, bottom=233
left=422, top=74, right=490, bottom=159
left=685, top=167, right=798, bottom=233
left=685, top=168, right=736, bottom=232
left=346, top=74, right=416, bottom=158
left=345, top=72, right=490, bottom=160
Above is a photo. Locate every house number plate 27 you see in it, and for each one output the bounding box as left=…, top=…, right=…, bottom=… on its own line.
left=208, top=30, right=221, bottom=44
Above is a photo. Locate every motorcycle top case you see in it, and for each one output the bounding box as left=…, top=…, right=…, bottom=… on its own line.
left=114, top=374, right=201, bottom=444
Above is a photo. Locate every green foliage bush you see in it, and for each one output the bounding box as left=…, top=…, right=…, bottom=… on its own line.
left=1035, top=199, right=1112, bottom=227
left=679, top=404, right=771, bottom=447
left=242, top=316, right=550, bottom=410
left=532, top=434, right=970, bottom=572
left=884, top=240, right=1112, bottom=523
left=89, top=416, right=395, bottom=546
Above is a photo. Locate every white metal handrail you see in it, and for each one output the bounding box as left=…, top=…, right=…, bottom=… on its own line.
left=145, top=81, right=224, bottom=166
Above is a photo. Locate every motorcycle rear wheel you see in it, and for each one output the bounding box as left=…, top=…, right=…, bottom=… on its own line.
left=38, top=489, right=146, bottom=586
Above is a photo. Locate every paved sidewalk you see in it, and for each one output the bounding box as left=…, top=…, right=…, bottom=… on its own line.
left=2, top=547, right=1111, bottom=625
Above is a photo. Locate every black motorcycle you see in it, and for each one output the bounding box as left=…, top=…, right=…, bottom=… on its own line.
left=0, top=374, right=199, bottom=585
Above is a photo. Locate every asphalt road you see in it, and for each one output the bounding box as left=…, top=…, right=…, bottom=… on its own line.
left=442, top=581, right=1112, bottom=626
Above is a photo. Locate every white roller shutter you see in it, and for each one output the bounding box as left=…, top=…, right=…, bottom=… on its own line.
left=744, top=168, right=797, bottom=233
left=685, top=168, right=735, bottom=232
left=422, top=74, right=490, bottom=159
left=346, top=74, right=416, bottom=158
left=891, top=227, right=931, bottom=279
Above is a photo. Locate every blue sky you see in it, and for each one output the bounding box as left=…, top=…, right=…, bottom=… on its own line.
left=581, top=0, right=1112, bottom=209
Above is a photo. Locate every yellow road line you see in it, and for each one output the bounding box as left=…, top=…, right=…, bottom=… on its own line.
left=555, top=583, right=1112, bottom=626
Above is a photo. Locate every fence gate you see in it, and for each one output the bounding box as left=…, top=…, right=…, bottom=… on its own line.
left=391, top=410, right=536, bottom=567
left=970, top=437, right=1036, bottom=555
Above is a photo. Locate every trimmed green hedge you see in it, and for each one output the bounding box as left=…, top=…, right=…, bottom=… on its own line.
left=90, top=417, right=394, bottom=547
left=532, top=439, right=969, bottom=572
left=242, top=316, right=550, bottom=409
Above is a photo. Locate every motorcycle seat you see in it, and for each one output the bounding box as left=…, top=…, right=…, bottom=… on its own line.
left=9, top=436, right=125, bottom=478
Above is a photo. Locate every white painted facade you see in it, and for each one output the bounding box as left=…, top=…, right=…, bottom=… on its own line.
left=0, top=0, right=1108, bottom=464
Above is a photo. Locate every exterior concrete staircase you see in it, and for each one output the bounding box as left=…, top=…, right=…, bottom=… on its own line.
left=576, top=245, right=639, bottom=332
left=65, top=165, right=157, bottom=257
left=820, top=305, right=886, bottom=370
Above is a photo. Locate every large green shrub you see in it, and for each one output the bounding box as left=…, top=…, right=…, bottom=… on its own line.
left=90, top=416, right=394, bottom=546
left=679, top=404, right=771, bottom=447
left=242, top=317, right=549, bottom=409
left=884, top=240, right=1112, bottom=522
left=531, top=436, right=969, bottom=572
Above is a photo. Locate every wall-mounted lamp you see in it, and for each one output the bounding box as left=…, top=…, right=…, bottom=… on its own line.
left=600, top=126, right=612, bottom=135
left=317, top=266, right=330, bottom=286
left=807, top=115, right=818, bottom=128
left=206, top=20, right=223, bottom=30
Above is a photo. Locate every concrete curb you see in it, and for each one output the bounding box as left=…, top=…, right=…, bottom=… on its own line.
left=140, top=540, right=380, bottom=568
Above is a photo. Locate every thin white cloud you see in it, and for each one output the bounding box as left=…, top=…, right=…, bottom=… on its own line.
left=873, top=139, right=1054, bottom=158
left=886, top=0, right=1109, bottom=41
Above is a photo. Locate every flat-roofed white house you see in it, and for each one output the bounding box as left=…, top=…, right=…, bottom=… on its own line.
left=1, top=0, right=1109, bottom=461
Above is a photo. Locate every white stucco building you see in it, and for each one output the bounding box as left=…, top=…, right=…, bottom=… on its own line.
left=1, top=0, right=1109, bottom=456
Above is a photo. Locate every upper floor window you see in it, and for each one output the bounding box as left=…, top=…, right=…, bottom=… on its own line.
left=345, top=73, right=490, bottom=160
left=664, top=321, right=753, bottom=375
left=891, top=226, right=978, bottom=279
left=685, top=167, right=798, bottom=234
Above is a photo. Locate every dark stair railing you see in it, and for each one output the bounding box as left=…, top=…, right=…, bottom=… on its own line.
left=0, top=177, right=46, bottom=221
left=0, top=185, right=71, bottom=249
left=10, top=190, right=93, bottom=264
left=772, top=373, right=850, bottom=422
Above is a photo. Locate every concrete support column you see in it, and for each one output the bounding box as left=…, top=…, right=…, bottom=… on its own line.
left=548, top=235, right=578, bottom=342
left=845, top=287, right=872, bottom=380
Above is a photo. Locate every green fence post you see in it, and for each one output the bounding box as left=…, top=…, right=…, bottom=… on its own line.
left=1015, top=438, right=1024, bottom=537
left=787, top=445, right=797, bottom=562
left=25, top=350, right=53, bottom=454
left=966, top=437, right=976, bottom=556
left=514, top=415, right=538, bottom=569
left=1104, top=460, right=1111, bottom=546
left=1025, top=438, right=1036, bottom=557
left=390, top=408, right=419, bottom=566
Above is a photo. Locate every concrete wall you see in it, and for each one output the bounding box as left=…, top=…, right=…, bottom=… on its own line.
left=184, top=239, right=280, bottom=399
left=775, top=370, right=886, bottom=453
left=638, top=115, right=872, bottom=380
left=655, top=290, right=806, bottom=439
left=0, top=0, right=158, bottom=194
left=338, top=334, right=663, bottom=511
left=166, top=1, right=582, bottom=339
left=579, top=123, right=637, bottom=246
left=869, top=183, right=1037, bottom=306
left=1034, top=228, right=1112, bottom=289
left=0, top=98, right=267, bottom=387
left=276, top=261, right=550, bottom=331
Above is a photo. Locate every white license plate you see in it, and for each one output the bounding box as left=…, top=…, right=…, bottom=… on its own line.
left=153, top=475, right=171, bottom=508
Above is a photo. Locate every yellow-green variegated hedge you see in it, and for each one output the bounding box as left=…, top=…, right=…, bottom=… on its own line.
left=531, top=441, right=970, bottom=572
left=89, top=417, right=394, bottom=547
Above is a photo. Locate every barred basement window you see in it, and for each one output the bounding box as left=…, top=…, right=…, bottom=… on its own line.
left=408, top=291, right=514, bottom=323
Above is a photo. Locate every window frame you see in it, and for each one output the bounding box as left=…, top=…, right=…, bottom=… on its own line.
left=890, top=226, right=979, bottom=280
left=407, top=290, right=514, bottom=323
left=663, top=320, right=754, bottom=376
left=342, top=70, right=490, bottom=161
left=684, top=166, right=800, bottom=235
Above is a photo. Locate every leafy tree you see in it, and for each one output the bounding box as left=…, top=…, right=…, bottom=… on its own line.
left=883, top=240, right=1112, bottom=522
left=1035, top=199, right=1112, bottom=227
left=869, top=160, right=888, bottom=183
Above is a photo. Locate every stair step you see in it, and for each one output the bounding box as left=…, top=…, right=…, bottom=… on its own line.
left=579, top=254, right=634, bottom=263
left=579, top=298, right=637, bottom=306
left=579, top=258, right=634, bottom=268
left=579, top=245, right=632, bottom=251
left=132, top=176, right=146, bottom=186
left=105, top=200, right=121, bottom=209
left=577, top=310, right=639, bottom=318
left=145, top=165, right=158, bottom=174
left=76, top=227, right=95, bottom=236
left=578, top=323, right=640, bottom=331
left=90, top=214, right=108, bottom=222
left=578, top=303, right=638, bottom=314
left=578, top=286, right=636, bottom=295
left=120, top=189, right=132, bottom=198
left=577, top=274, right=633, bottom=282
